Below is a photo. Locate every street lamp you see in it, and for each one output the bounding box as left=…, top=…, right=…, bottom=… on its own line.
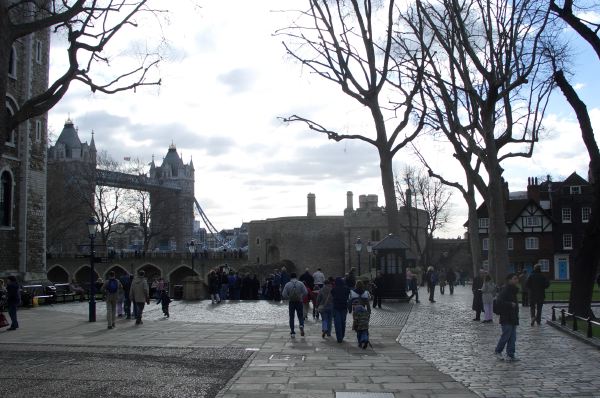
left=188, top=239, right=196, bottom=274
left=86, top=218, right=98, bottom=322
left=355, top=237, right=363, bottom=276
left=366, top=240, right=373, bottom=274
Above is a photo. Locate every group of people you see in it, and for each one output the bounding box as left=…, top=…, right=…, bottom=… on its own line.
left=207, top=268, right=261, bottom=303
left=281, top=268, right=372, bottom=349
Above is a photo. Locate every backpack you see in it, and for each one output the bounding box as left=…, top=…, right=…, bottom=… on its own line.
left=107, top=279, right=118, bottom=294
left=288, top=282, right=302, bottom=302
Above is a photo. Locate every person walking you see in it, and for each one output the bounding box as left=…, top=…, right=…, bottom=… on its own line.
left=157, top=289, right=171, bottom=318
left=208, top=270, right=221, bottom=304
left=313, top=268, right=325, bottom=289
left=408, top=272, right=420, bottom=303
left=445, top=268, right=456, bottom=295
left=299, top=268, right=315, bottom=291
left=317, top=279, right=333, bottom=338
left=472, top=269, right=485, bottom=321
left=349, top=280, right=371, bottom=349
left=481, top=274, right=496, bottom=323
left=494, top=273, right=520, bottom=362
left=120, top=273, right=132, bottom=319
left=130, top=270, right=150, bottom=325
left=302, top=281, right=312, bottom=321
left=439, top=269, right=447, bottom=295
left=102, top=271, right=123, bottom=330
left=346, top=268, right=356, bottom=289
left=6, top=275, right=20, bottom=330
left=372, top=271, right=384, bottom=309
left=281, top=272, right=308, bottom=338
left=526, top=264, right=549, bottom=326
left=331, top=277, right=351, bottom=343
left=0, top=279, right=8, bottom=329
left=425, top=266, right=438, bottom=303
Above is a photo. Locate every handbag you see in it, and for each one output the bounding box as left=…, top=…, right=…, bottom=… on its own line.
left=0, top=313, right=9, bottom=328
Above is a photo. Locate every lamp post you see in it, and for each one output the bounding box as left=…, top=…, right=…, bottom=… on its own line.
left=188, top=239, right=196, bottom=274
left=86, top=218, right=97, bottom=322
left=366, top=240, right=373, bottom=274
left=355, top=237, right=363, bottom=276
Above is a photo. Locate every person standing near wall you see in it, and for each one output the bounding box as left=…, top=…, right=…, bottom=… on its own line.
left=6, top=276, right=20, bottom=330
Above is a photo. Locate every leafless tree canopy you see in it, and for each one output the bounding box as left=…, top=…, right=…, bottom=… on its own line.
left=277, top=0, right=426, bottom=234
left=1, top=0, right=163, bottom=141
left=398, top=0, right=554, bottom=279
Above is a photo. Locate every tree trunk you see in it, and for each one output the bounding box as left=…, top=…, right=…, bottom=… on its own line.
left=465, top=188, right=481, bottom=276
left=554, top=70, right=600, bottom=318
left=379, top=148, right=400, bottom=235
left=486, top=169, right=509, bottom=282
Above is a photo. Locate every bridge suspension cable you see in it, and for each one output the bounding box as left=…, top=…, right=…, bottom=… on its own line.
left=194, top=198, right=227, bottom=246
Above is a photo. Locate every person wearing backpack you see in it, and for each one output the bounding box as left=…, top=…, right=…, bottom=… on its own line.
left=317, top=279, right=334, bottom=338
left=102, top=271, right=123, bottom=329
left=349, top=280, right=371, bottom=349
left=281, top=272, right=308, bottom=338
left=331, top=277, right=351, bottom=343
left=130, top=270, right=150, bottom=325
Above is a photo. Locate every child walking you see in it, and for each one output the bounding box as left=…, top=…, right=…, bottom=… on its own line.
left=349, top=280, right=371, bottom=349
left=157, top=289, right=171, bottom=318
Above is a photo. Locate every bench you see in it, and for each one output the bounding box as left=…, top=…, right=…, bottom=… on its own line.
left=21, top=285, right=55, bottom=306
left=53, top=283, right=79, bottom=303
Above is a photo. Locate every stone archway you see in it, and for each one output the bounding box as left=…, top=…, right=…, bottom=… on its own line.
left=168, top=265, right=198, bottom=291
left=47, top=265, right=69, bottom=283
left=138, top=263, right=162, bottom=282
left=74, top=266, right=99, bottom=287
left=105, top=265, right=128, bottom=279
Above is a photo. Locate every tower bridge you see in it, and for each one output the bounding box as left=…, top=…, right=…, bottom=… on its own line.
left=47, top=119, right=225, bottom=256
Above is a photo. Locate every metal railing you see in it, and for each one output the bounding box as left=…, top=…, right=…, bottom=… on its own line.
left=551, top=305, right=600, bottom=338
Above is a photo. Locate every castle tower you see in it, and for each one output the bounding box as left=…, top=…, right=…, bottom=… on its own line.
left=47, top=120, right=97, bottom=254
left=149, top=143, right=195, bottom=251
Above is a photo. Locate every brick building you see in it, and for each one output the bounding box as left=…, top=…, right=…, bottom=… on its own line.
left=476, top=172, right=594, bottom=280
left=1, top=11, right=50, bottom=279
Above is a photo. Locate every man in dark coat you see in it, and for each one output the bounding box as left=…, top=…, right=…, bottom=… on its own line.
left=299, top=268, right=315, bottom=290
left=525, top=264, right=550, bottom=326
left=472, top=269, right=484, bottom=321
left=6, top=275, right=20, bottom=330
left=331, top=277, right=351, bottom=343
left=446, top=268, right=457, bottom=295
left=494, top=273, right=520, bottom=362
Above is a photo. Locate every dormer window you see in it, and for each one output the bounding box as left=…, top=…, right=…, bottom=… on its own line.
left=479, top=218, right=489, bottom=228
left=570, top=186, right=581, bottom=195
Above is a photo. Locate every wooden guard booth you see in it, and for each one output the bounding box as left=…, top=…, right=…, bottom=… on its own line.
left=372, top=234, right=409, bottom=299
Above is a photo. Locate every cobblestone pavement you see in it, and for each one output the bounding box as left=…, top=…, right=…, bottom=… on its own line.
left=398, top=286, right=600, bottom=398
left=44, top=298, right=412, bottom=327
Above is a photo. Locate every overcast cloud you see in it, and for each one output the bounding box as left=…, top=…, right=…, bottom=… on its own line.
left=47, top=0, right=599, bottom=237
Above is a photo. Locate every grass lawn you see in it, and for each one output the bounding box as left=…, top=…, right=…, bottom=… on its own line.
left=518, top=281, right=600, bottom=301
left=563, top=316, right=600, bottom=338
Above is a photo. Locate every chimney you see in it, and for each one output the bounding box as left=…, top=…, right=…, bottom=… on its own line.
left=346, top=191, right=354, bottom=211
left=307, top=193, right=316, bottom=217
left=527, top=176, right=540, bottom=202
left=359, top=195, right=367, bottom=209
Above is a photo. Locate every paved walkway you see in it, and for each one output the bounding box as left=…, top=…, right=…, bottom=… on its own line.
left=1, top=287, right=598, bottom=397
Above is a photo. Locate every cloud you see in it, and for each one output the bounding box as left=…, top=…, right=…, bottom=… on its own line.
left=217, top=68, right=258, bottom=94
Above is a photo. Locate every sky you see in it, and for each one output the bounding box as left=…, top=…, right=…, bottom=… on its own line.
left=47, top=1, right=600, bottom=239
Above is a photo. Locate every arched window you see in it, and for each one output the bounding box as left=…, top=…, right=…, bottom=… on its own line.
left=6, top=97, right=17, bottom=145
left=8, top=46, right=17, bottom=78
left=0, top=170, right=13, bottom=227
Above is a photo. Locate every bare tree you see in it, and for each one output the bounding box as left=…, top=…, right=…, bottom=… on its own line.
left=399, top=0, right=554, bottom=281
left=412, top=149, right=482, bottom=275
left=549, top=0, right=600, bottom=318
left=1, top=0, right=162, bottom=152
left=395, top=166, right=452, bottom=267
left=122, top=158, right=157, bottom=252
left=277, top=0, right=426, bottom=234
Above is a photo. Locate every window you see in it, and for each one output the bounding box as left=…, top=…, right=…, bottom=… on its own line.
left=35, top=120, right=42, bottom=142
left=525, top=216, right=541, bottom=227
left=0, top=171, right=12, bottom=227
left=35, top=40, right=43, bottom=64
left=482, top=238, right=489, bottom=251
left=479, top=218, right=489, bottom=228
left=255, top=238, right=260, bottom=245
left=562, top=208, right=572, bottom=223
left=371, top=229, right=381, bottom=241
left=582, top=207, right=591, bottom=223
left=570, top=186, right=581, bottom=195
left=8, top=46, right=16, bottom=78
left=525, top=237, right=539, bottom=250
left=5, top=106, right=16, bottom=146
left=563, top=234, right=573, bottom=250
left=538, top=259, right=550, bottom=273
left=507, top=238, right=513, bottom=250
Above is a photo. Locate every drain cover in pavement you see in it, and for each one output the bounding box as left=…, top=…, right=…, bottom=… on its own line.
left=269, top=354, right=305, bottom=361
left=336, top=394, right=394, bottom=398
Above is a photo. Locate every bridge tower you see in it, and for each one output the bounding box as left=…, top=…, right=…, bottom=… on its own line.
left=47, top=119, right=97, bottom=254
left=149, top=144, right=194, bottom=251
